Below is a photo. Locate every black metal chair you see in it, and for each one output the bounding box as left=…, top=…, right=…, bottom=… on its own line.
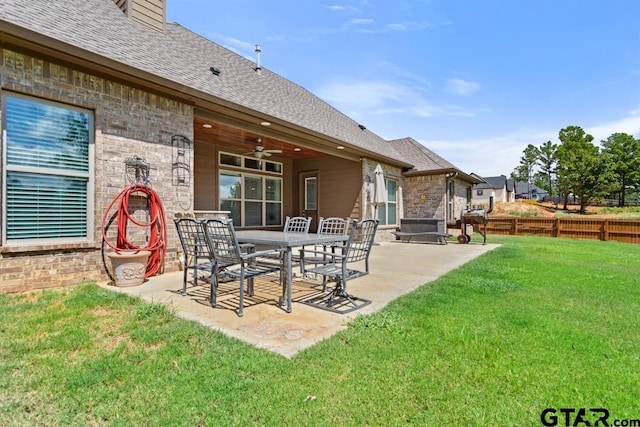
left=300, top=219, right=378, bottom=313
left=173, top=217, right=213, bottom=295
left=201, top=218, right=283, bottom=317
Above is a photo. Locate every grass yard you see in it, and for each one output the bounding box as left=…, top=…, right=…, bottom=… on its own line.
left=1, top=235, right=639, bottom=426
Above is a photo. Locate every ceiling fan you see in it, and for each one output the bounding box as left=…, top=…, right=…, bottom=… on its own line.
left=245, top=137, right=282, bottom=159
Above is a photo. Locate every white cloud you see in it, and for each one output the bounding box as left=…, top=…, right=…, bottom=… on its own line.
left=385, top=23, right=407, bottom=31
left=315, top=79, right=477, bottom=119
left=316, top=80, right=411, bottom=109
left=586, top=107, right=640, bottom=142
left=348, top=18, right=374, bottom=25
left=444, top=79, right=480, bottom=96
left=416, top=109, right=640, bottom=177
left=417, top=127, right=555, bottom=177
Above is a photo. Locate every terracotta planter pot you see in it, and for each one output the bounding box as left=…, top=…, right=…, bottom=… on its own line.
left=107, top=250, right=151, bottom=286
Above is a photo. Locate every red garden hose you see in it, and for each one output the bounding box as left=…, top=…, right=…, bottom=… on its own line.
left=101, top=184, right=167, bottom=278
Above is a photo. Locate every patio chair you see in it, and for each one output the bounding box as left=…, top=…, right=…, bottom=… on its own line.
left=173, top=217, right=213, bottom=295
left=299, top=219, right=378, bottom=314
left=256, top=215, right=312, bottom=276
left=283, top=216, right=312, bottom=233
left=300, top=216, right=351, bottom=286
left=201, top=218, right=283, bottom=317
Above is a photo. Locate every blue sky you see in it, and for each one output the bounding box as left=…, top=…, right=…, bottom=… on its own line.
left=167, top=0, right=640, bottom=177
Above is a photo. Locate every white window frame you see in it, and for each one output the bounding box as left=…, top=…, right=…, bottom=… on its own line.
left=218, top=151, right=283, bottom=227
left=1, top=92, right=95, bottom=245
left=377, top=178, right=398, bottom=226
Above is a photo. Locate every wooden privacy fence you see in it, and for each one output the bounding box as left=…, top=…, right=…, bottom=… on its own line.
left=485, top=217, right=640, bottom=244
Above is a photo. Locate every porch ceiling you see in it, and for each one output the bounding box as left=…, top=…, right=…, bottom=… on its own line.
left=195, top=116, right=324, bottom=161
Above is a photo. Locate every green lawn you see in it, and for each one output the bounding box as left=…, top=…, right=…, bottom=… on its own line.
left=1, top=235, right=639, bottom=426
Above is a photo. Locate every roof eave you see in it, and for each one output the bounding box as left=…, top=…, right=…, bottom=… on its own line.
left=403, top=167, right=483, bottom=183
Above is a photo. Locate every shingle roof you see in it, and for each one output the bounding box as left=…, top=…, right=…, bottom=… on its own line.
left=514, top=181, right=547, bottom=195
left=475, top=175, right=508, bottom=190
left=0, top=0, right=407, bottom=164
left=388, top=137, right=456, bottom=170
left=387, top=137, right=481, bottom=183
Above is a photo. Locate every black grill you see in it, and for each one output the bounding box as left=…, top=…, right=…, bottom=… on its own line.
left=451, top=197, right=494, bottom=244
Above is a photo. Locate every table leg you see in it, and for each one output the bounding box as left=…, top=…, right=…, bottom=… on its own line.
left=284, top=247, right=292, bottom=313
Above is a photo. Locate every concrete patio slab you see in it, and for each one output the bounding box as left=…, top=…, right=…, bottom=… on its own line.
left=99, top=241, right=498, bottom=358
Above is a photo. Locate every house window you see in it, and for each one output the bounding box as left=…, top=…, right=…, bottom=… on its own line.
left=2, top=93, right=94, bottom=244
left=377, top=179, right=397, bottom=225
left=447, top=180, right=454, bottom=221
left=477, top=189, right=484, bottom=196
left=218, top=152, right=282, bottom=227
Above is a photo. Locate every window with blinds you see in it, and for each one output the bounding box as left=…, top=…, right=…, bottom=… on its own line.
left=2, top=93, right=93, bottom=243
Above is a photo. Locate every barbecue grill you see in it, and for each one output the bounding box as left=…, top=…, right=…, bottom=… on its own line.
left=450, top=196, right=494, bottom=244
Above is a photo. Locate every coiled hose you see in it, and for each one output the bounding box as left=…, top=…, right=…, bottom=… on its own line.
left=101, top=184, right=167, bottom=279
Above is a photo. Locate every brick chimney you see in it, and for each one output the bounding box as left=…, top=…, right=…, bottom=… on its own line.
left=113, top=0, right=166, bottom=33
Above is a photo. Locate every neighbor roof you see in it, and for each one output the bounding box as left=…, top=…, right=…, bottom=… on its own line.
left=0, top=0, right=412, bottom=167
left=514, top=181, right=547, bottom=195
left=475, top=175, right=509, bottom=190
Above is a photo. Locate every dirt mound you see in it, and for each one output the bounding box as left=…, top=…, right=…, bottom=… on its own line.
left=490, top=202, right=555, bottom=217
left=489, top=202, right=639, bottom=218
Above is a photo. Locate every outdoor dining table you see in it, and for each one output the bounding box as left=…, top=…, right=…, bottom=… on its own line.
left=234, top=230, right=349, bottom=313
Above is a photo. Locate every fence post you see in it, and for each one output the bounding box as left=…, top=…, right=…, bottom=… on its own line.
left=603, top=219, right=609, bottom=241
left=553, top=218, right=559, bottom=238
left=512, top=218, right=518, bottom=235
left=557, top=218, right=563, bottom=238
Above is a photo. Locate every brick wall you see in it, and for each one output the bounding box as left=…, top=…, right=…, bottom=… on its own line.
left=403, top=174, right=447, bottom=219
left=402, top=174, right=472, bottom=226
left=0, top=47, right=193, bottom=293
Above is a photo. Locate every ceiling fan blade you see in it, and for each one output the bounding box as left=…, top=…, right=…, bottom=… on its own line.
left=262, top=151, right=272, bottom=157
left=264, top=149, right=283, bottom=154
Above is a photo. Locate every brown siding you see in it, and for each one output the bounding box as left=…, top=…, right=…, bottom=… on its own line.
left=130, top=0, right=166, bottom=33
left=193, top=139, right=217, bottom=210
left=293, top=155, right=362, bottom=220
left=112, top=0, right=166, bottom=33
left=193, top=141, right=294, bottom=223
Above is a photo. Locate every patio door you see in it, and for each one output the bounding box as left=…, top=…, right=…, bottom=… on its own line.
left=299, top=171, right=318, bottom=232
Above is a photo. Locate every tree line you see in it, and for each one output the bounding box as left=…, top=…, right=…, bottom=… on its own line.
left=511, top=125, right=640, bottom=213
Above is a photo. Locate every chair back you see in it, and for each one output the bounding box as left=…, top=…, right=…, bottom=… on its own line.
left=174, top=217, right=209, bottom=259
left=201, top=218, right=243, bottom=266
left=344, top=219, right=378, bottom=264
left=283, top=216, right=312, bottom=233
left=317, top=217, right=351, bottom=235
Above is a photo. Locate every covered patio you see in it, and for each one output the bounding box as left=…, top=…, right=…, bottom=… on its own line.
left=100, top=241, right=498, bottom=358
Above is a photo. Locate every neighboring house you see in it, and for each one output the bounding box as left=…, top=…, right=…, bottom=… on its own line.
left=0, top=0, right=477, bottom=292
left=471, top=175, right=514, bottom=206
left=514, top=181, right=548, bottom=201
left=389, top=138, right=482, bottom=221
